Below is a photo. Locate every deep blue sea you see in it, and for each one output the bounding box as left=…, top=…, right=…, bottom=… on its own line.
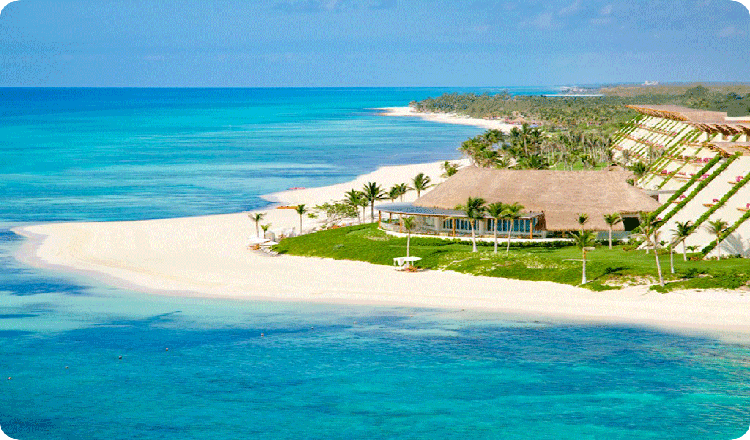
left=1, top=88, right=749, bottom=440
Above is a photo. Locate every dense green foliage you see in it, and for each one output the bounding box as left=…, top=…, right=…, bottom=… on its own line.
left=413, top=93, right=636, bottom=131
left=412, top=85, right=750, bottom=132
left=458, top=125, right=614, bottom=170
left=275, top=224, right=750, bottom=292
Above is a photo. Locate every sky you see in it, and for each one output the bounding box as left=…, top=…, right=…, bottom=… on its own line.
left=0, top=0, right=748, bottom=87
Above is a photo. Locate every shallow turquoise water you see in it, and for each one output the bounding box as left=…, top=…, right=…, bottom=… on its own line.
left=1, top=88, right=750, bottom=439
left=0, top=88, right=489, bottom=221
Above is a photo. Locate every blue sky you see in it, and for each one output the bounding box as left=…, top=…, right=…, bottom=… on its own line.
left=0, top=0, right=748, bottom=86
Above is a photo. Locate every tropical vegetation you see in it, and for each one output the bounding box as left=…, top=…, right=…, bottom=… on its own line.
left=275, top=224, right=750, bottom=292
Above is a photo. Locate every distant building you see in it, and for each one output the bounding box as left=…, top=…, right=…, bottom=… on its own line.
left=613, top=105, right=750, bottom=257
left=376, top=167, right=658, bottom=239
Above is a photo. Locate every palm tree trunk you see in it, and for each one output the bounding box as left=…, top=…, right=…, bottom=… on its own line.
left=370, top=202, right=375, bottom=223
left=682, top=241, right=687, bottom=261
left=506, top=225, right=512, bottom=255
left=582, top=249, right=587, bottom=284
left=255, top=223, right=260, bottom=238
left=299, top=215, right=303, bottom=235
left=653, top=242, right=664, bottom=286
left=406, top=233, right=411, bottom=258
left=670, top=246, right=675, bottom=274
left=493, top=223, right=498, bottom=254
left=470, top=222, right=477, bottom=253
left=608, top=227, right=613, bottom=250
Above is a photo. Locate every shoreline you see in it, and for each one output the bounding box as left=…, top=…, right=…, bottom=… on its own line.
left=376, top=106, right=518, bottom=132
left=11, top=159, right=750, bottom=343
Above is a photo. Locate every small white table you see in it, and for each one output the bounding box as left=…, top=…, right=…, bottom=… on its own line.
left=393, top=256, right=422, bottom=269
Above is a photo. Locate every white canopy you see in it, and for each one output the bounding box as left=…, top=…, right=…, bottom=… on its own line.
left=248, top=237, right=270, bottom=245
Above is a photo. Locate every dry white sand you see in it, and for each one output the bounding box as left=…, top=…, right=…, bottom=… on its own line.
left=12, top=160, right=750, bottom=341
left=377, top=107, right=517, bottom=132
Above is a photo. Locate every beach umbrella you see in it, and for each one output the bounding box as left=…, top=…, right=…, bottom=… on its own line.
left=247, top=237, right=269, bottom=245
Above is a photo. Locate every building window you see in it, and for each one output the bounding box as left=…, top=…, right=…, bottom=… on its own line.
left=442, top=219, right=478, bottom=231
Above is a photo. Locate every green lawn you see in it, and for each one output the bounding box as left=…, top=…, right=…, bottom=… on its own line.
left=275, top=224, right=750, bottom=292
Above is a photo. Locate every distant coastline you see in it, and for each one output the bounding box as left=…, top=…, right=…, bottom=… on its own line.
left=375, top=106, right=518, bottom=132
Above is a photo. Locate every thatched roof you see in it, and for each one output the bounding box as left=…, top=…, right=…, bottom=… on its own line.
left=413, top=167, right=660, bottom=231
left=627, top=105, right=750, bottom=133
left=626, top=105, right=729, bottom=123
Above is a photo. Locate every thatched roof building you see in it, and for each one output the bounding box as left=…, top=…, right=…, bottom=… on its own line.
left=395, top=167, right=659, bottom=233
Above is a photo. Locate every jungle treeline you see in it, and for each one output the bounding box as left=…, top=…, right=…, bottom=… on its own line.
left=411, top=85, right=750, bottom=133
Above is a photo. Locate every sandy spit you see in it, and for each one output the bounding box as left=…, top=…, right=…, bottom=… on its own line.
left=11, top=159, right=750, bottom=342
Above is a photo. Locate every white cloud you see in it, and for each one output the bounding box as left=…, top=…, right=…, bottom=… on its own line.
left=528, top=12, right=555, bottom=29
left=558, top=0, right=581, bottom=16
left=0, top=0, right=17, bottom=15
left=719, top=25, right=744, bottom=37
left=732, top=0, right=750, bottom=14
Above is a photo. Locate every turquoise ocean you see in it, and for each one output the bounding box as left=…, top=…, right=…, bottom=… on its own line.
left=1, top=88, right=749, bottom=439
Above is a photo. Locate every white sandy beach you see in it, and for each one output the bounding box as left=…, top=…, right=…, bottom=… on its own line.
left=12, top=159, right=750, bottom=341
left=377, top=106, right=518, bottom=132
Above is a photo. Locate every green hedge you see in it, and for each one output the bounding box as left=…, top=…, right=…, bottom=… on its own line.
left=701, top=209, right=750, bottom=256
left=654, top=154, right=739, bottom=227
left=655, top=147, right=707, bottom=190
left=651, top=155, right=724, bottom=221
left=686, top=166, right=750, bottom=236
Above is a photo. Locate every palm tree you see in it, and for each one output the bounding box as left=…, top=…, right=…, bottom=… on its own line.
left=602, top=213, right=621, bottom=249
left=387, top=185, right=402, bottom=203
left=577, top=213, right=589, bottom=231
left=357, top=196, right=369, bottom=223
left=705, top=219, right=729, bottom=260
left=411, top=173, right=432, bottom=198
left=344, top=189, right=364, bottom=224
left=671, top=220, right=692, bottom=261
left=402, top=216, right=416, bottom=259
left=487, top=202, right=505, bottom=254
left=294, top=204, right=308, bottom=235
left=248, top=212, right=266, bottom=238
left=441, top=161, right=459, bottom=178
left=362, top=182, right=384, bottom=222
left=455, top=197, right=486, bottom=253
left=637, top=212, right=664, bottom=286
left=662, top=239, right=677, bottom=275
left=630, top=162, right=648, bottom=179
left=502, top=202, right=524, bottom=255
left=394, top=183, right=409, bottom=202
left=568, top=230, right=597, bottom=284
left=260, top=223, right=271, bottom=238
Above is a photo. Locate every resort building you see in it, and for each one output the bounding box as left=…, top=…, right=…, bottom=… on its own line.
left=613, top=105, right=750, bottom=257
left=376, top=167, right=659, bottom=239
